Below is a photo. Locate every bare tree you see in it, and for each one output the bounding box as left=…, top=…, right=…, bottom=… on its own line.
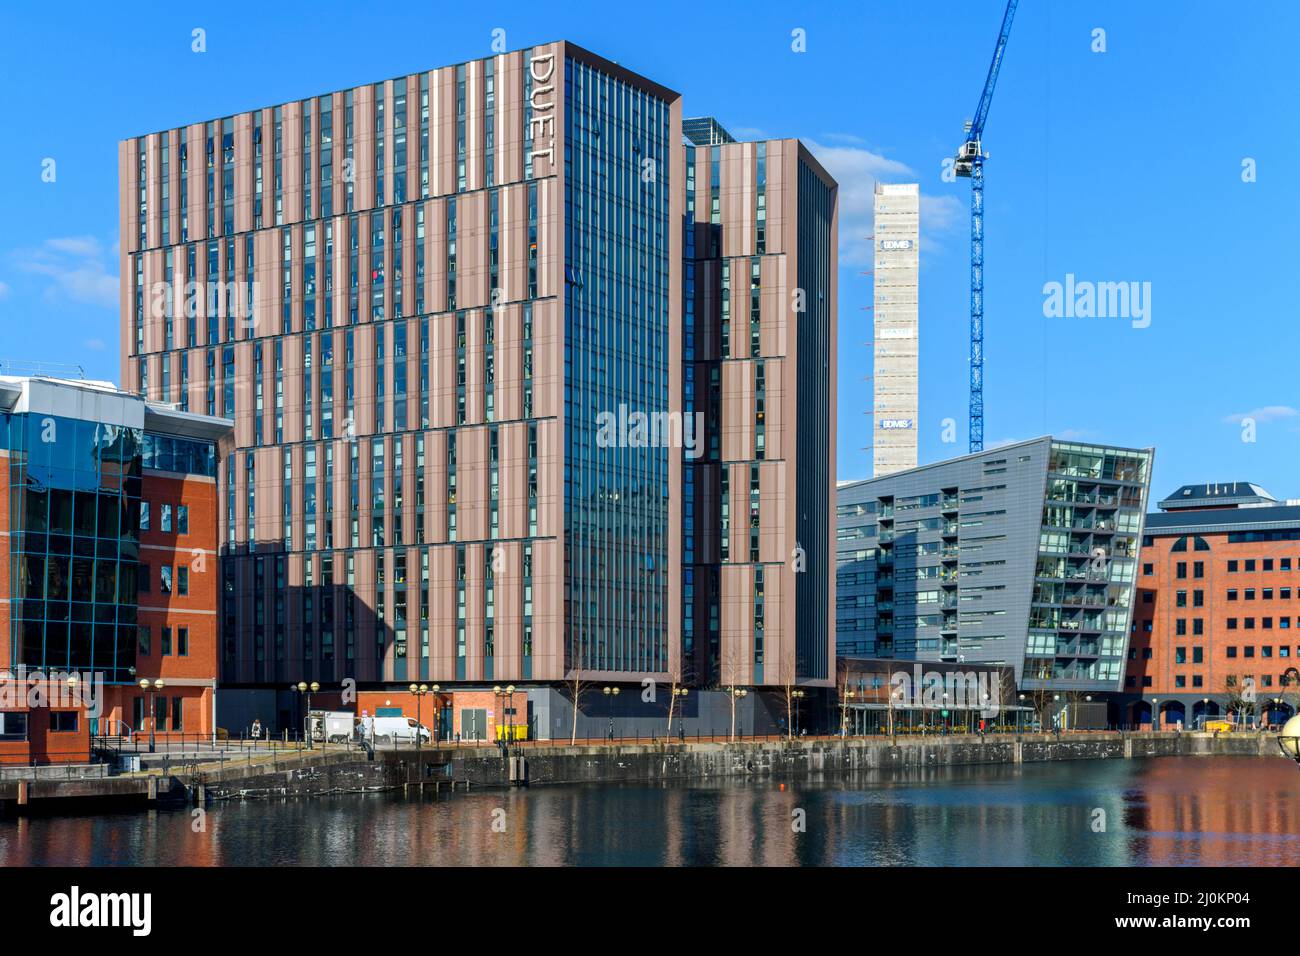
left=664, top=659, right=695, bottom=741
left=566, top=667, right=596, bottom=746
left=1224, top=674, right=1257, bottom=727
left=718, top=642, right=747, bottom=742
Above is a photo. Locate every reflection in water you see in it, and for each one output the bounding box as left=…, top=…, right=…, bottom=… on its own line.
left=1, top=757, right=1297, bottom=867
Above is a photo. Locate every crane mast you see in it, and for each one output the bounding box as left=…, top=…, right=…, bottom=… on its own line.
left=956, top=0, right=1018, bottom=453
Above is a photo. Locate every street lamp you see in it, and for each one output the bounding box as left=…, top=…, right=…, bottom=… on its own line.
left=841, top=688, right=856, bottom=738
left=602, top=686, right=620, bottom=741
left=429, top=684, right=441, bottom=743
left=791, top=689, right=806, bottom=738
left=410, top=683, right=430, bottom=778
left=671, top=686, right=689, bottom=739
left=1152, top=696, right=1159, bottom=732
left=295, top=681, right=320, bottom=748
left=138, top=678, right=165, bottom=753
left=493, top=684, right=518, bottom=744
left=728, top=686, right=748, bottom=742
left=1277, top=714, right=1300, bottom=765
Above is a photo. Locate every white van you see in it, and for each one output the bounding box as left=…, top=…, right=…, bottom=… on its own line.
left=363, top=715, right=432, bottom=744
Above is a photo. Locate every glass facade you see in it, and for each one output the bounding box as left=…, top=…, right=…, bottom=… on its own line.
left=835, top=438, right=1152, bottom=693
left=563, top=56, right=673, bottom=674
left=3, top=412, right=143, bottom=682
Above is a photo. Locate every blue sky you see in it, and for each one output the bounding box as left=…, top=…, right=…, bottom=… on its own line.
left=0, top=0, right=1296, bottom=500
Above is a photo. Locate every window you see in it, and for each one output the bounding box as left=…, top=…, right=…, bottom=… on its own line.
left=1176, top=620, right=1187, bottom=636
left=160, top=566, right=173, bottom=594
left=1175, top=675, right=1186, bottom=688
left=1245, top=645, right=1256, bottom=657
left=1193, top=561, right=1204, bottom=579
left=1142, top=592, right=1154, bottom=604
left=161, top=627, right=172, bottom=656
left=1264, top=559, right=1274, bottom=571
left=1246, top=559, right=1257, bottom=572
left=1227, top=646, right=1238, bottom=657
left=138, top=625, right=151, bottom=656
left=1193, top=590, right=1204, bottom=607
left=1175, top=645, right=1187, bottom=662
left=1264, top=588, right=1274, bottom=600
left=172, top=697, right=184, bottom=732
left=1227, top=589, right=1238, bottom=601
left=1192, top=675, right=1203, bottom=688
left=1227, top=620, right=1238, bottom=631
left=178, top=505, right=189, bottom=534
left=178, top=566, right=189, bottom=596
left=0, top=713, right=29, bottom=740
left=1246, top=588, right=1256, bottom=601
left=1193, top=646, right=1204, bottom=663
left=1176, top=590, right=1187, bottom=608
left=139, top=563, right=150, bottom=593
left=50, top=711, right=79, bottom=733
left=178, top=627, right=189, bottom=657
left=1228, top=560, right=1238, bottom=572
left=161, top=503, right=173, bottom=533
left=1263, top=645, right=1274, bottom=658
left=1142, top=563, right=1153, bottom=576
left=1176, top=562, right=1187, bottom=579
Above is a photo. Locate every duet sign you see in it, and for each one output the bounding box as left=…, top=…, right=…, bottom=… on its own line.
left=528, top=51, right=556, bottom=175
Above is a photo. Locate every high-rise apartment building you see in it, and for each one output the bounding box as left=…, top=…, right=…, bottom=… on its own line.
left=836, top=437, right=1152, bottom=694
left=871, top=182, right=918, bottom=477
left=118, top=44, right=836, bottom=737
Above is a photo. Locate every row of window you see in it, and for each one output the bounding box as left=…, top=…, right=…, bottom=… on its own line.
left=1145, top=557, right=1300, bottom=576
left=140, top=501, right=190, bottom=535
left=1127, top=672, right=1295, bottom=690
left=0, top=711, right=78, bottom=739
left=138, top=564, right=190, bottom=596
left=137, top=625, right=189, bottom=657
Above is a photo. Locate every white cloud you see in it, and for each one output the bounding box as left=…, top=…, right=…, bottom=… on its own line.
left=82, top=338, right=107, bottom=351
left=13, top=236, right=118, bottom=309
left=804, top=140, right=962, bottom=266
left=1222, top=406, right=1298, bottom=425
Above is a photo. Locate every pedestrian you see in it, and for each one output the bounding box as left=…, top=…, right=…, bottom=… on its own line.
left=250, top=717, right=262, bottom=741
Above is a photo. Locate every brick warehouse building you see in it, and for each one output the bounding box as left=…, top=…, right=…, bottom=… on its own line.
left=1125, top=481, right=1300, bottom=729
left=117, top=41, right=837, bottom=739
left=0, top=374, right=230, bottom=761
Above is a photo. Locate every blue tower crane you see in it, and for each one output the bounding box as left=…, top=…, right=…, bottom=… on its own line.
left=955, top=0, right=1018, bottom=453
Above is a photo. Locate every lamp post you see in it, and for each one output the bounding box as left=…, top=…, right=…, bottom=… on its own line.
left=493, top=684, right=518, bottom=745
left=602, top=686, right=621, bottom=741
left=410, top=683, right=429, bottom=780
left=295, top=681, right=320, bottom=748
left=671, top=686, right=689, bottom=740
left=791, top=688, right=806, bottom=738
left=841, top=688, right=856, bottom=738
left=728, top=686, right=748, bottom=742
left=139, top=678, right=165, bottom=753
left=1151, top=696, right=1159, bottom=732
left=429, top=684, right=441, bottom=743
left=1277, top=714, right=1300, bottom=766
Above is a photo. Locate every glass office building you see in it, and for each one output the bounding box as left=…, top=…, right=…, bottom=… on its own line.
left=837, top=437, right=1153, bottom=693
left=1, top=376, right=229, bottom=694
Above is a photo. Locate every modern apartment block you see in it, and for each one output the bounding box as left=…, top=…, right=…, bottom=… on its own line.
left=0, top=375, right=230, bottom=761
left=836, top=437, right=1152, bottom=694
left=118, top=42, right=837, bottom=737
left=871, top=183, right=918, bottom=478
left=681, top=119, right=837, bottom=693
left=1126, top=482, right=1300, bottom=729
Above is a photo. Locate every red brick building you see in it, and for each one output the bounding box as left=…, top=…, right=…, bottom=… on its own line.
left=1, top=374, right=230, bottom=763
left=1125, top=482, right=1300, bottom=729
